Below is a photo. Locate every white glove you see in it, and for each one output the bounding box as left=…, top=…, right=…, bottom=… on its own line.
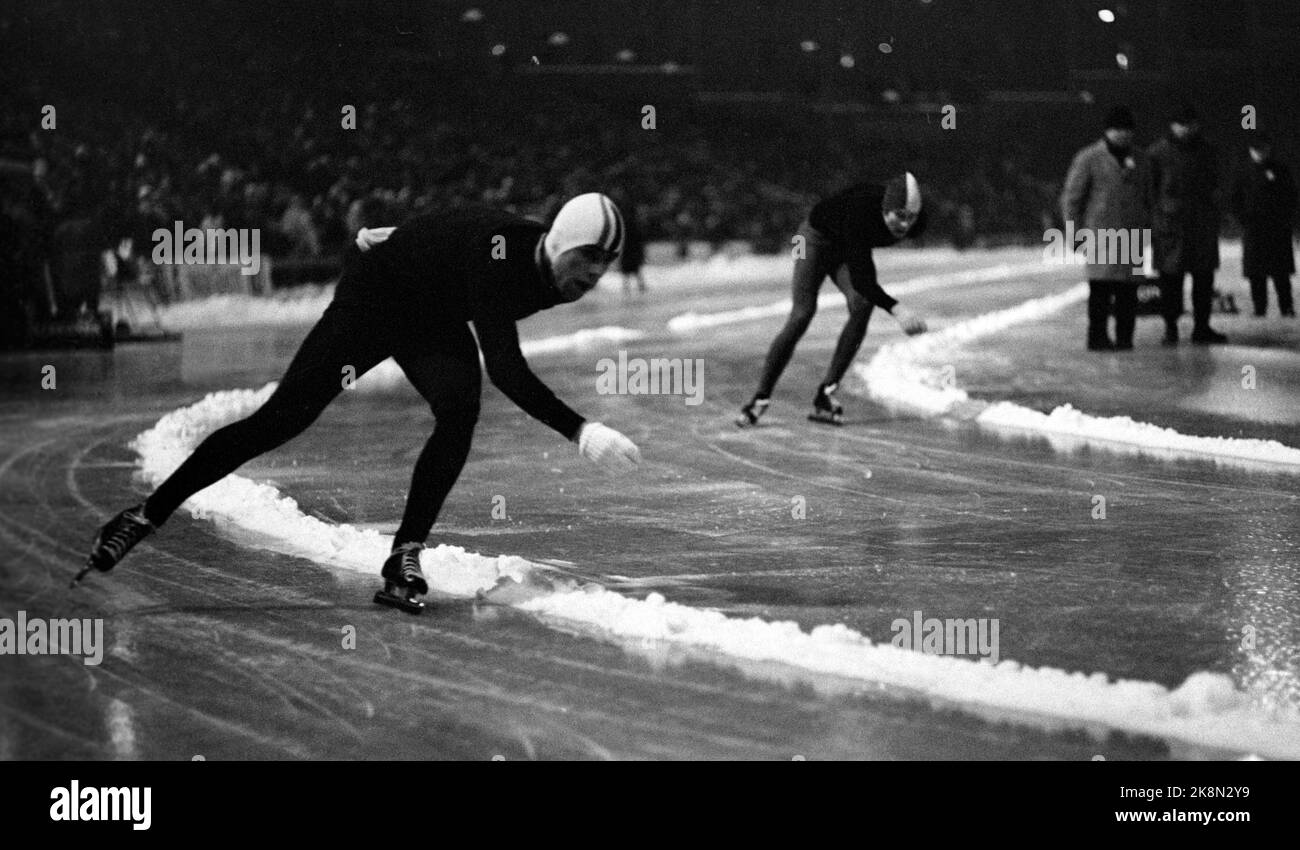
left=577, top=422, right=641, bottom=473
left=355, top=226, right=395, bottom=252
left=892, top=305, right=927, bottom=336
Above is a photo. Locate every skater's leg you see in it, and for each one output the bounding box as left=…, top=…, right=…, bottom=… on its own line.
left=824, top=264, right=874, bottom=385
left=389, top=326, right=482, bottom=546
left=1248, top=275, right=1268, bottom=316
left=753, top=228, right=827, bottom=399
left=144, top=306, right=390, bottom=525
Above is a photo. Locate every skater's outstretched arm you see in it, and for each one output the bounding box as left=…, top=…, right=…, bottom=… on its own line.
left=843, top=252, right=896, bottom=312
left=473, top=313, right=640, bottom=471
left=844, top=253, right=925, bottom=335
left=473, top=312, right=585, bottom=440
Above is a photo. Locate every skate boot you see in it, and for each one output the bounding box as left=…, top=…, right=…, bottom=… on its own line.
left=735, top=396, right=770, bottom=428
left=72, top=503, right=156, bottom=587
left=374, top=542, right=429, bottom=614
left=808, top=382, right=844, bottom=426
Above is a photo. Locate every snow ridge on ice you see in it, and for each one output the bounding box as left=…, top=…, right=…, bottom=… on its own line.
left=857, top=283, right=1300, bottom=467
left=132, top=378, right=1300, bottom=758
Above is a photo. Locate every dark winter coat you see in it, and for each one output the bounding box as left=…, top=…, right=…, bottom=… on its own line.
left=1060, top=138, right=1151, bottom=281
left=1147, top=133, right=1221, bottom=274
left=1231, top=157, right=1297, bottom=276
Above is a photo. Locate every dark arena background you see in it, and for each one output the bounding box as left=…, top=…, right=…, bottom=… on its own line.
left=1, top=0, right=1298, bottom=824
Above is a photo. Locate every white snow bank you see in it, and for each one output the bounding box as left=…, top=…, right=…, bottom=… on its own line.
left=979, top=402, right=1300, bottom=466
left=861, top=283, right=1089, bottom=416
left=154, top=284, right=335, bottom=329
left=152, top=249, right=1051, bottom=332
left=131, top=385, right=1300, bottom=758
left=856, top=281, right=1300, bottom=468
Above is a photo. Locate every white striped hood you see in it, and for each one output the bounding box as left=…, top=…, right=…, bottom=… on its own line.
left=543, top=193, right=624, bottom=262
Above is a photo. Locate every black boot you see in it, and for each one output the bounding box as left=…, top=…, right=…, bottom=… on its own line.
left=381, top=542, right=429, bottom=595
left=375, top=542, right=429, bottom=614
left=73, top=503, right=157, bottom=587
left=1191, top=326, right=1228, bottom=345
left=808, top=383, right=844, bottom=426
left=736, top=396, right=770, bottom=428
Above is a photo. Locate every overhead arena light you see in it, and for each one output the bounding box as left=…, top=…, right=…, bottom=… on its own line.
left=461, top=8, right=483, bottom=23
left=549, top=32, right=570, bottom=47
left=1098, top=9, right=1115, bottom=23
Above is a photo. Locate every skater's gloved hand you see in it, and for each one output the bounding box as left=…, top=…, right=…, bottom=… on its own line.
left=577, top=422, right=641, bottom=473
left=355, top=226, right=396, bottom=252
left=892, top=306, right=927, bottom=336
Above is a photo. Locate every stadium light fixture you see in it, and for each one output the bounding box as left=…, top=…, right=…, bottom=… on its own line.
left=1115, top=52, right=1129, bottom=70
left=800, top=40, right=818, bottom=52
left=616, top=49, right=636, bottom=62
left=490, top=43, right=506, bottom=57
left=549, top=32, right=570, bottom=47
left=461, top=8, right=483, bottom=23
left=840, top=53, right=855, bottom=69
left=1098, top=9, right=1115, bottom=23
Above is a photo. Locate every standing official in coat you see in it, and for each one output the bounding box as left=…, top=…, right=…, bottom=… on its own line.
left=1147, top=103, right=1227, bottom=345
left=1232, top=131, right=1296, bottom=317
left=1061, top=105, right=1151, bottom=350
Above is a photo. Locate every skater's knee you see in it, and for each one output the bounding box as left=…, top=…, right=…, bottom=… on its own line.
left=429, top=394, right=480, bottom=431
left=785, top=307, right=816, bottom=333
left=846, top=297, right=872, bottom=321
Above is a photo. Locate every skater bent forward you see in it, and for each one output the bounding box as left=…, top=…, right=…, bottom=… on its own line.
left=738, top=173, right=929, bottom=427
left=79, top=194, right=642, bottom=611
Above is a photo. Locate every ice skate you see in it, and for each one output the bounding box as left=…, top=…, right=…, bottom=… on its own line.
left=808, top=383, right=844, bottom=426
left=374, top=542, right=429, bottom=614
left=735, top=396, right=770, bottom=428
left=72, top=503, right=156, bottom=588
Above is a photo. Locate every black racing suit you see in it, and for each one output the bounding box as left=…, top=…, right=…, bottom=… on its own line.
left=754, top=182, right=926, bottom=399
left=145, top=207, right=585, bottom=546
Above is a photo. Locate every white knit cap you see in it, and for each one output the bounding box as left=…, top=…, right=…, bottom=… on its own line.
left=543, top=193, right=624, bottom=262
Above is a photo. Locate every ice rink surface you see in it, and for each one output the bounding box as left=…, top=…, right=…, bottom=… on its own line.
left=2, top=246, right=1298, bottom=759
